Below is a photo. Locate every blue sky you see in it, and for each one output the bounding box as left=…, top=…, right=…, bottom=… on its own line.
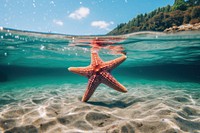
left=0, top=0, right=174, bottom=35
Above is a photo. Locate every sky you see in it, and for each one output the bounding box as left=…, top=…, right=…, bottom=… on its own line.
left=0, top=0, right=174, bottom=35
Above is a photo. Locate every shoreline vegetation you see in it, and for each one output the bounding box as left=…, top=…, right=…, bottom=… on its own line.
left=107, top=0, right=200, bottom=35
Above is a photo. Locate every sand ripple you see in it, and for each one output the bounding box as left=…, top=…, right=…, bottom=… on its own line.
left=0, top=84, right=200, bottom=132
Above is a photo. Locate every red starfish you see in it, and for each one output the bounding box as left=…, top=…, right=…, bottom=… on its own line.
left=68, top=48, right=127, bottom=102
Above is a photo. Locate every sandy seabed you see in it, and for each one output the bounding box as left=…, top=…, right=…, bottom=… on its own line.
left=0, top=83, right=200, bottom=133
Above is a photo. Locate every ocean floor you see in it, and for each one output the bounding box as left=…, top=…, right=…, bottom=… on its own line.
left=0, top=82, right=200, bottom=133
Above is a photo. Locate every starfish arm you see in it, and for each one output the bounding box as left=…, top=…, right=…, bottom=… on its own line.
left=82, top=75, right=100, bottom=102
left=68, top=66, right=92, bottom=77
left=90, top=48, right=103, bottom=66
left=100, top=71, right=127, bottom=93
left=102, top=55, right=127, bottom=71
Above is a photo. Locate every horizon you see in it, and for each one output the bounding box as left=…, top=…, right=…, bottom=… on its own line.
left=0, top=0, right=174, bottom=35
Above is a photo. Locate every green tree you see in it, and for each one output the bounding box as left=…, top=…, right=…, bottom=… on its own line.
left=164, top=5, right=171, bottom=12
left=183, top=11, right=191, bottom=23
left=191, top=6, right=200, bottom=18
left=117, top=23, right=126, bottom=30
left=107, top=1, right=200, bottom=35
left=186, top=0, right=200, bottom=6
left=134, top=19, right=139, bottom=26
left=172, top=0, right=187, bottom=10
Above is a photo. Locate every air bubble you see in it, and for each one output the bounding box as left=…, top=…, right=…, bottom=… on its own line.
left=40, top=45, right=45, bottom=50
left=15, top=35, right=19, bottom=39
left=50, top=1, right=55, bottom=6
left=33, top=2, right=36, bottom=8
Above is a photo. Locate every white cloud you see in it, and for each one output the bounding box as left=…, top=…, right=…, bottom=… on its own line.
left=91, top=21, right=114, bottom=30
left=69, top=7, right=90, bottom=20
left=53, top=19, right=64, bottom=26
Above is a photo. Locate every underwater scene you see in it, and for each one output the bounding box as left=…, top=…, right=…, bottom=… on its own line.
left=0, top=28, right=200, bottom=132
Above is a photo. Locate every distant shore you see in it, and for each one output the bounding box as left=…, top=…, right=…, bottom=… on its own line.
left=164, top=23, right=200, bottom=33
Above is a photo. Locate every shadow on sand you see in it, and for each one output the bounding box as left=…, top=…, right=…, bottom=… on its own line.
left=87, top=100, right=135, bottom=108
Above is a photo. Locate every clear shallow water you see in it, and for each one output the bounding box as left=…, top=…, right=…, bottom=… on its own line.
left=0, top=29, right=200, bottom=87
left=0, top=28, right=200, bottom=132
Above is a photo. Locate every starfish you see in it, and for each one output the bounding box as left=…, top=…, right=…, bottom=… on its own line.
left=68, top=48, right=127, bottom=102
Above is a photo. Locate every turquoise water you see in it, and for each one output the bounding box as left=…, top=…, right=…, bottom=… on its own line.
left=0, top=28, right=200, bottom=132
left=1, top=29, right=200, bottom=88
